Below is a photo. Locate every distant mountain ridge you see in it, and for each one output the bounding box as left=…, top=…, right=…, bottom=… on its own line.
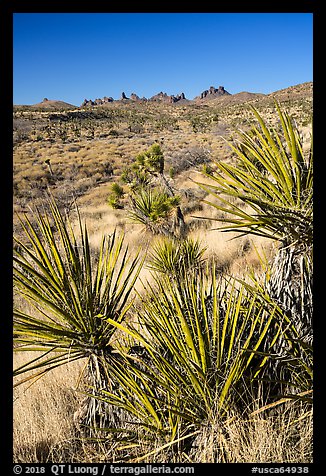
left=14, top=82, right=312, bottom=109
left=80, top=85, right=230, bottom=107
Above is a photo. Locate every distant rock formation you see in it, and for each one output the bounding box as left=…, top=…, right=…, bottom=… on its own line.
left=198, top=85, right=231, bottom=100
left=150, top=91, right=168, bottom=102
left=81, top=96, right=114, bottom=107
left=102, top=96, right=113, bottom=103
left=130, top=92, right=141, bottom=101
left=79, top=86, right=229, bottom=107
left=149, top=91, right=187, bottom=103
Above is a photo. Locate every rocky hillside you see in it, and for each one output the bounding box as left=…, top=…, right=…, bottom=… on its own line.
left=80, top=90, right=189, bottom=106
left=14, top=82, right=312, bottom=111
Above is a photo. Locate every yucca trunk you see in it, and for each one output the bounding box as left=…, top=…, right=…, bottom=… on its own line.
left=73, top=353, right=125, bottom=432
left=197, top=102, right=313, bottom=401
left=262, top=245, right=313, bottom=397
left=267, top=246, right=312, bottom=340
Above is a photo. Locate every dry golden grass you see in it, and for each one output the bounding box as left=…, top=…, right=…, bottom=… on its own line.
left=187, top=404, right=312, bottom=463
left=13, top=352, right=85, bottom=463
left=13, top=351, right=312, bottom=463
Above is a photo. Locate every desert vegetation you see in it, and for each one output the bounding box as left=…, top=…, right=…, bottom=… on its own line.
left=13, top=83, right=313, bottom=463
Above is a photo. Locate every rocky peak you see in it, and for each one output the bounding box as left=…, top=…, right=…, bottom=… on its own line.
left=149, top=91, right=187, bottom=103
left=81, top=96, right=113, bottom=107
left=150, top=92, right=168, bottom=101
left=199, top=85, right=230, bottom=100
left=130, top=93, right=142, bottom=101
left=79, top=85, right=230, bottom=107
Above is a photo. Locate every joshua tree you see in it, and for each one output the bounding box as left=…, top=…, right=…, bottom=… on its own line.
left=128, top=186, right=181, bottom=238
left=124, top=143, right=186, bottom=238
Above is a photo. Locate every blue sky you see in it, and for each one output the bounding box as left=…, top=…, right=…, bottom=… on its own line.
left=13, top=13, right=313, bottom=105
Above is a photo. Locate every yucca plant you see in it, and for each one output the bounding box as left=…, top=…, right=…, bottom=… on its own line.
left=121, top=166, right=151, bottom=190
left=147, top=236, right=206, bottom=278
left=115, top=143, right=186, bottom=239
left=128, top=186, right=181, bottom=237
left=198, top=102, right=312, bottom=247
left=135, top=143, right=165, bottom=175
left=107, top=182, right=125, bottom=209
left=13, top=195, right=143, bottom=427
left=197, top=102, right=313, bottom=397
left=93, top=267, right=285, bottom=455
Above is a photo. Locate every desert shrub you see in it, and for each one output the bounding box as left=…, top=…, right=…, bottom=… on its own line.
left=168, top=166, right=175, bottom=178
left=109, top=129, right=119, bottom=136
left=169, top=146, right=211, bottom=174
left=189, top=114, right=212, bottom=133
left=108, top=183, right=125, bottom=209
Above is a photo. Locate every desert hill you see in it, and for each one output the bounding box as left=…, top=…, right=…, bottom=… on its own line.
left=13, top=82, right=312, bottom=150
left=14, top=98, right=78, bottom=111
left=207, top=91, right=265, bottom=106
left=267, top=81, right=313, bottom=100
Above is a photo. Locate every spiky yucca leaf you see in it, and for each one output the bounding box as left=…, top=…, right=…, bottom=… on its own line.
left=197, top=103, right=313, bottom=248
left=128, top=186, right=180, bottom=235
left=13, top=196, right=143, bottom=383
left=147, top=237, right=206, bottom=277
left=94, top=268, right=283, bottom=443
